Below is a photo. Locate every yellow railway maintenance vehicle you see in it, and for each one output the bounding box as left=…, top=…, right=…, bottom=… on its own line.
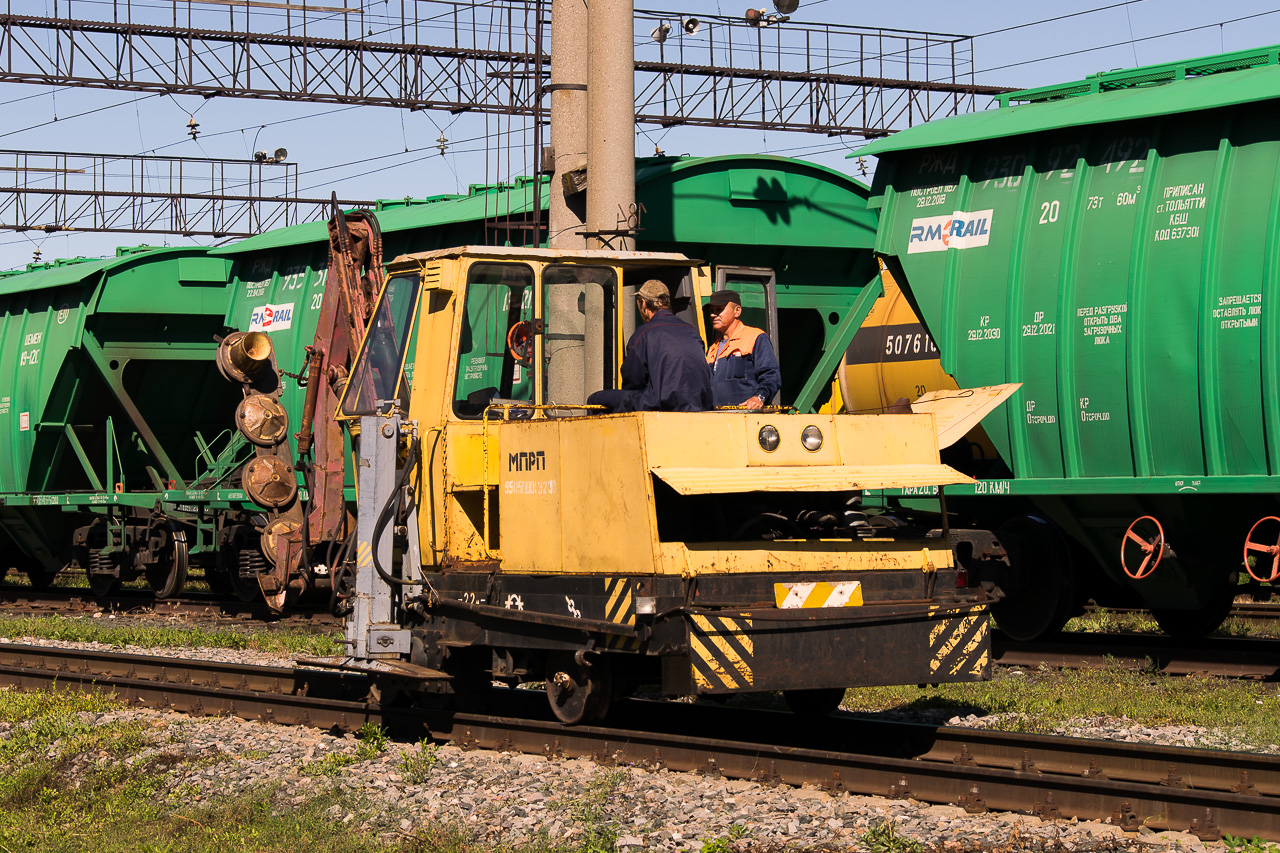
left=320, top=246, right=1006, bottom=724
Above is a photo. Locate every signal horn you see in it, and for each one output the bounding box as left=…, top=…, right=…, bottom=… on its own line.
left=681, top=16, right=700, bottom=35
left=774, top=0, right=798, bottom=13
left=651, top=22, right=671, bottom=43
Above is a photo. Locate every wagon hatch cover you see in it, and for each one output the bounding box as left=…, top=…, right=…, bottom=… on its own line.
left=650, top=464, right=974, bottom=495
left=911, top=383, right=1021, bottom=450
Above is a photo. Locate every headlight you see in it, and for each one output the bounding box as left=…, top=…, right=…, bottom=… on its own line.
left=801, top=425, right=823, bottom=452
left=758, top=424, right=780, bottom=452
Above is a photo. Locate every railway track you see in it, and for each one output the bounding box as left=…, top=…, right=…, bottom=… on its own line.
left=0, top=585, right=339, bottom=628
left=0, top=642, right=1274, bottom=841
left=1083, top=601, right=1280, bottom=622
left=993, top=631, right=1280, bottom=679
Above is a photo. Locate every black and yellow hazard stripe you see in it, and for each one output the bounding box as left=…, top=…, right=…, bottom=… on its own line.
left=603, top=577, right=641, bottom=650
left=689, top=614, right=754, bottom=691
left=928, top=612, right=990, bottom=678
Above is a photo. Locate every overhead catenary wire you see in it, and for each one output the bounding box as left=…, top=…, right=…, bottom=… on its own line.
left=976, top=9, right=1280, bottom=74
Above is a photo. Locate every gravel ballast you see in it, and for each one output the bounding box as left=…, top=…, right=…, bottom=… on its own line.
left=0, top=633, right=1251, bottom=852
left=62, top=705, right=1212, bottom=853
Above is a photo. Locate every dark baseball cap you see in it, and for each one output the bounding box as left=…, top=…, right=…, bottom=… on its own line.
left=707, top=289, right=741, bottom=308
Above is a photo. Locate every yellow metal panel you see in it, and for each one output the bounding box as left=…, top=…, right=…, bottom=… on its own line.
left=497, top=420, right=563, bottom=571
left=559, top=417, right=656, bottom=575
left=831, top=414, right=942, bottom=467
left=641, top=412, right=749, bottom=469
left=655, top=540, right=953, bottom=575
left=642, top=413, right=948, bottom=470
left=911, top=383, right=1021, bottom=450
left=444, top=428, right=497, bottom=487
left=650, top=463, right=973, bottom=494
left=405, top=262, right=461, bottom=568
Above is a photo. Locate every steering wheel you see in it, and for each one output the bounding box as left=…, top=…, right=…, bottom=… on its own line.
left=507, top=320, right=534, bottom=366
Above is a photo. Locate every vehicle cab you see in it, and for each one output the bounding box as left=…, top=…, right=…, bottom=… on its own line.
left=335, top=246, right=997, bottom=720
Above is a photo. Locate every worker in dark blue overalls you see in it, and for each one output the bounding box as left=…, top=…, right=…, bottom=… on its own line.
left=587, top=280, right=713, bottom=413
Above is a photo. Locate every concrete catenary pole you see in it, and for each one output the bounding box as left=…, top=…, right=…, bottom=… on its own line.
left=548, top=0, right=587, bottom=249
left=584, top=0, right=636, bottom=251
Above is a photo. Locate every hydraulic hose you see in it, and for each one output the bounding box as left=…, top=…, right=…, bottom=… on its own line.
left=371, top=431, right=419, bottom=587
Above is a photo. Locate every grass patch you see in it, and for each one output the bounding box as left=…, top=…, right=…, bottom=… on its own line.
left=399, top=738, right=441, bottom=785
left=0, top=686, right=575, bottom=852
left=1214, top=616, right=1280, bottom=641
left=355, top=722, right=390, bottom=759
left=0, top=615, right=343, bottom=657
left=300, top=752, right=359, bottom=777
left=861, top=820, right=922, bottom=853
left=846, top=662, right=1280, bottom=745
left=551, top=768, right=627, bottom=853
left=1064, top=602, right=1280, bottom=640
left=1063, top=608, right=1162, bottom=635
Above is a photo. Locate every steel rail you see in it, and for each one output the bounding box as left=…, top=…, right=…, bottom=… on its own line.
left=0, top=644, right=1275, bottom=840
left=0, top=586, right=339, bottom=626
left=993, top=631, right=1280, bottom=680
left=1082, top=602, right=1280, bottom=622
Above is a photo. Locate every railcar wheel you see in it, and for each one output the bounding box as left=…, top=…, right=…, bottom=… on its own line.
left=229, top=570, right=261, bottom=603
left=203, top=564, right=232, bottom=595
left=145, top=528, right=189, bottom=600
left=782, top=688, right=846, bottom=715
left=24, top=562, right=57, bottom=589
left=545, top=651, right=612, bottom=726
left=1151, top=578, right=1236, bottom=638
left=88, top=571, right=121, bottom=597
left=992, top=516, right=1077, bottom=642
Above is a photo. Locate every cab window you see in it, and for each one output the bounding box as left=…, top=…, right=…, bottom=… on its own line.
left=543, top=265, right=617, bottom=407
left=453, top=262, right=535, bottom=418
left=339, top=272, right=420, bottom=418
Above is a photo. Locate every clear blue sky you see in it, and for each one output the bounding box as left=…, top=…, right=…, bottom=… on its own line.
left=1, top=0, right=1277, bottom=268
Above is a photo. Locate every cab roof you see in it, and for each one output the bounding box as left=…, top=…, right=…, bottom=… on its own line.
left=389, top=245, right=699, bottom=266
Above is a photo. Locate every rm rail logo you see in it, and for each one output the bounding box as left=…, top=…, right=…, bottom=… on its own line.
left=249, top=302, right=294, bottom=331
left=907, top=210, right=994, bottom=254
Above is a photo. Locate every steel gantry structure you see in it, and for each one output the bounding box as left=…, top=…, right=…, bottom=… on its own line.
left=0, top=0, right=1007, bottom=238
left=0, top=150, right=374, bottom=237
left=0, top=0, right=1006, bottom=136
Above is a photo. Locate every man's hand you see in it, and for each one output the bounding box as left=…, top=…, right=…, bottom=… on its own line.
left=741, top=396, right=764, bottom=410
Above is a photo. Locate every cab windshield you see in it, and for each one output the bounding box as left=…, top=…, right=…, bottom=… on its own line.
left=339, top=272, right=420, bottom=417
left=543, top=264, right=617, bottom=407
left=453, top=262, right=535, bottom=417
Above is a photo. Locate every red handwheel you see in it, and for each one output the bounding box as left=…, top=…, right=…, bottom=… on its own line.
left=1120, top=516, right=1165, bottom=580
left=507, top=320, right=533, bottom=366
left=1244, top=516, right=1280, bottom=582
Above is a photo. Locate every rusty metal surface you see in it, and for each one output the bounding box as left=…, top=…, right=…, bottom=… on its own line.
left=0, top=645, right=1276, bottom=839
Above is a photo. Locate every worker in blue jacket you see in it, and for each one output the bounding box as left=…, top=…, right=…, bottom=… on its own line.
left=704, top=289, right=780, bottom=409
left=587, top=280, right=713, bottom=413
